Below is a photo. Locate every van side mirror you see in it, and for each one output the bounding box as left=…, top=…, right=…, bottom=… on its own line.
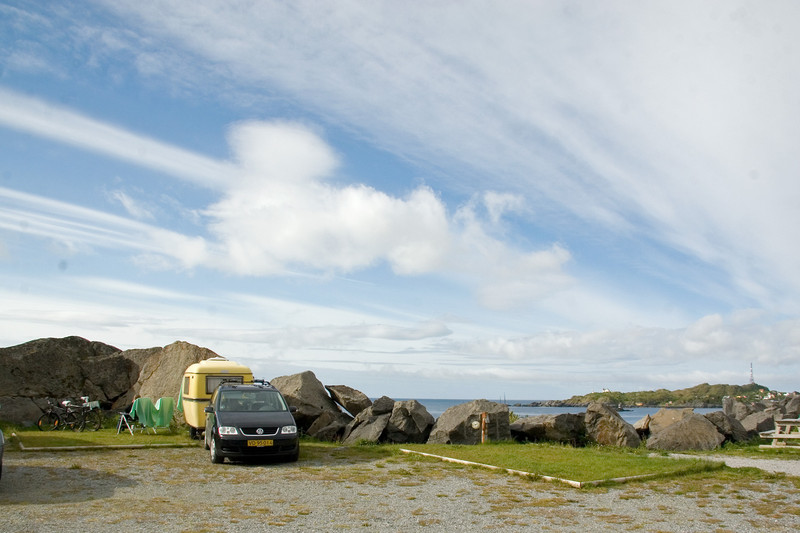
left=290, top=406, right=297, bottom=413
left=204, top=406, right=214, bottom=413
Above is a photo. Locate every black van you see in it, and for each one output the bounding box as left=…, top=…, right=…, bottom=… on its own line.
left=204, top=382, right=299, bottom=463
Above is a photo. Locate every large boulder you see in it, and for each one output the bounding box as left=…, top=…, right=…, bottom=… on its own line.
left=704, top=411, right=749, bottom=443
left=648, top=408, right=695, bottom=435
left=325, top=385, right=372, bottom=417
left=270, top=370, right=342, bottom=431
left=510, top=414, right=587, bottom=444
left=427, top=400, right=510, bottom=445
left=306, top=409, right=354, bottom=441
left=584, top=402, right=640, bottom=447
left=646, top=413, right=725, bottom=451
left=0, top=336, right=137, bottom=424
left=740, top=410, right=776, bottom=437
left=341, top=396, right=395, bottom=445
left=633, top=414, right=651, bottom=439
left=780, top=394, right=800, bottom=418
left=128, top=341, right=218, bottom=409
left=385, top=400, right=435, bottom=443
left=723, top=397, right=754, bottom=420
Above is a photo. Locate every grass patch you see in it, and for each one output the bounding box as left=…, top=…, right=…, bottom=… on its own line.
left=399, top=442, right=721, bottom=483
left=7, top=425, right=198, bottom=449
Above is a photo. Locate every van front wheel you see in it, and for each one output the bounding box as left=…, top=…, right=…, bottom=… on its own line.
left=210, top=436, right=224, bottom=464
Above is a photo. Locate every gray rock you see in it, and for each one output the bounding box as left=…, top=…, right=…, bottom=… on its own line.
left=704, top=411, right=749, bottom=443
left=342, top=412, right=391, bottom=444
left=385, top=400, right=435, bottom=443
left=325, top=385, right=372, bottom=417
left=781, top=394, right=800, bottom=418
left=584, top=402, right=640, bottom=447
left=740, top=410, right=776, bottom=437
left=646, top=413, right=725, bottom=451
left=371, top=395, right=396, bottom=415
left=270, top=370, right=342, bottom=431
left=341, top=399, right=394, bottom=445
left=0, top=336, right=138, bottom=424
left=510, top=414, right=586, bottom=444
left=306, top=409, right=353, bottom=441
left=427, top=400, right=510, bottom=445
left=648, top=408, right=694, bottom=435
left=723, top=397, right=754, bottom=420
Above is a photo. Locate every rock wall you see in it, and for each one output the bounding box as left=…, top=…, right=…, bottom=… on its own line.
left=0, top=336, right=218, bottom=425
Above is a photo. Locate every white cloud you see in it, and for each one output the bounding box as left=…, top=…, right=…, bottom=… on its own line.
left=107, top=189, right=155, bottom=221
left=90, top=1, right=800, bottom=312
left=0, top=88, right=235, bottom=189
left=0, top=186, right=209, bottom=270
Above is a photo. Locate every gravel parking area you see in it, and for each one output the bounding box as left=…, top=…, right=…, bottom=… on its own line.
left=1, top=446, right=799, bottom=532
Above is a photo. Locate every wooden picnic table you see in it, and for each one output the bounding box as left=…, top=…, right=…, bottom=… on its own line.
left=759, top=418, right=800, bottom=449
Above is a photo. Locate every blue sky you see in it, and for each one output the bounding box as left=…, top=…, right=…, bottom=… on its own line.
left=1, top=1, right=799, bottom=399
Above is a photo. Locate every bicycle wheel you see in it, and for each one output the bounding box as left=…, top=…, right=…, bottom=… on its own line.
left=83, top=409, right=104, bottom=431
left=37, top=411, right=61, bottom=431
left=63, top=410, right=80, bottom=431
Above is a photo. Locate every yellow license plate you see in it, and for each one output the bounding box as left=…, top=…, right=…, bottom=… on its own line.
left=247, top=439, right=273, bottom=447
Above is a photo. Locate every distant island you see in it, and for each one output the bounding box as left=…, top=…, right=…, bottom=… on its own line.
left=518, top=382, right=776, bottom=409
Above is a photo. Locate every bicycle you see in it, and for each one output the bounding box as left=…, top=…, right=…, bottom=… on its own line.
left=37, top=398, right=67, bottom=431
left=37, top=397, right=104, bottom=431
left=73, top=397, right=104, bottom=431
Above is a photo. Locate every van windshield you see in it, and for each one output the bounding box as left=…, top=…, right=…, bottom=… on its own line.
left=218, top=390, right=288, bottom=412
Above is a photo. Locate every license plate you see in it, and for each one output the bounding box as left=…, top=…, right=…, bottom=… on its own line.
left=247, top=439, right=273, bottom=447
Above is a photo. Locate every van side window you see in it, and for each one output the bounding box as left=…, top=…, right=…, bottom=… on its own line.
left=183, top=376, right=191, bottom=394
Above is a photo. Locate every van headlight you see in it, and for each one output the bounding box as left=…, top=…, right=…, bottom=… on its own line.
left=218, top=426, right=238, bottom=435
left=281, top=425, right=297, bottom=435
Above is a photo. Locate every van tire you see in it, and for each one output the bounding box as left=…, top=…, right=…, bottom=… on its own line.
left=210, top=436, right=224, bottom=464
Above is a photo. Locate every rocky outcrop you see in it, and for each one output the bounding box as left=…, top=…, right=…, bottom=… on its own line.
left=510, top=414, right=587, bottom=444
left=325, top=385, right=372, bottom=417
left=633, top=414, right=651, bottom=439
left=127, top=341, right=218, bottom=409
left=306, top=410, right=354, bottom=441
left=646, top=413, right=725, bottom=451
left=385, top=400, right=435, bottom=444
left=341, top=396, right=394, bottom=445
left=0, top=336, right=136, bottom=424
left=740, top=410, right=777, bottom=437
left=270, top=370, right=343, bottom=431
left=704, top=411, right=748, bottom=443
left=584, top=402, right=640, bottom=447
left=427, top=400, right=510, bottom=445
left=647, top=408, right=694, bottom=435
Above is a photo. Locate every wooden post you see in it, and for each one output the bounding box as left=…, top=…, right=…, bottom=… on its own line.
left=480, top=412, right=488, bottom=443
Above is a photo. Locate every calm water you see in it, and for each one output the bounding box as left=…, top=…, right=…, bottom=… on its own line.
left=404, top=399, right=720, bottom=425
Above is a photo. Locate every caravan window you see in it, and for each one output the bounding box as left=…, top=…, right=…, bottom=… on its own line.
left=206, top=375, right=244, bottom=394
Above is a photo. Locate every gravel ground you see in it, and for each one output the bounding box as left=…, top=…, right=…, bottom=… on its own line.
left=1, top=446, right=799, bottom=532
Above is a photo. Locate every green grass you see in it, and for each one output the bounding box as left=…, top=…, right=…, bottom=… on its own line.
left=4, top=421, right=198, bottom=448
left=398, top=442, right=721, bottom=483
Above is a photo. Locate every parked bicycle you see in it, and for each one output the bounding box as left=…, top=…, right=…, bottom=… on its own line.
left=36, top=398, right=68, bottom=431
left=73, top=397, right=104, bottom=431
left=37, top=397, right=104, bottom=431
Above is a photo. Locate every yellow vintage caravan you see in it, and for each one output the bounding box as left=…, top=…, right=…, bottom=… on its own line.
left=181, top=357, right=253, bottom=438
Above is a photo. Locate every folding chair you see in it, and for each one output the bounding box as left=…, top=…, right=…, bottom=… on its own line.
left=116, top=399, right=139, bottom=435
left=116, top=397, right=155, bottom=434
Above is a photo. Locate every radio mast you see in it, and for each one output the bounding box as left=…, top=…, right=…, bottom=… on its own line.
left=749, top=363, right=754, bottom=385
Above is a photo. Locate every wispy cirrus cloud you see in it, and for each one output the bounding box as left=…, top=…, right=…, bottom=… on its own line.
left=91, top=0, right=800, bottom=312
left=0, top=88, right=235, bottom=189
left=0, top=91, right=570, bottom=309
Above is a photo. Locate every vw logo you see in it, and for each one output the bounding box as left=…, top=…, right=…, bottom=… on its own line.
left=256, top=428, right=264, bottom=435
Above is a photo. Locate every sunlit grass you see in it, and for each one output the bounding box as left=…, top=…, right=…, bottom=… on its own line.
left=398, top=442, right=722, bottom=483
left=4, top=421, right=198, bottom=448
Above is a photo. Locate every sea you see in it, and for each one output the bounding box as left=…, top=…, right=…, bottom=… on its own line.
left=403, top=399, right=720, bottom=425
